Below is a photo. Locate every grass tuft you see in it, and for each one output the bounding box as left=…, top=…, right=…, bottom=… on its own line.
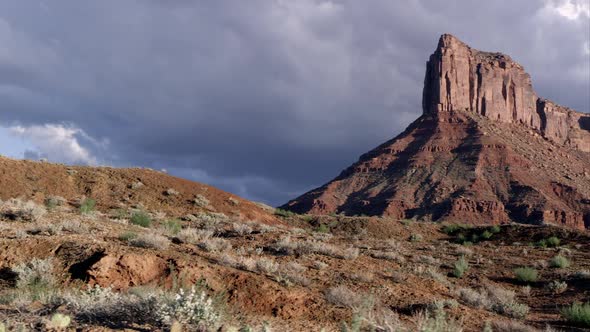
left=561, top=302, right=590, bottom=327
left=514, top=267, right=538, bottom=283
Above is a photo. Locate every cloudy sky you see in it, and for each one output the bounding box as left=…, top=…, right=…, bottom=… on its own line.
left=0, top=0, right=588, bottom=205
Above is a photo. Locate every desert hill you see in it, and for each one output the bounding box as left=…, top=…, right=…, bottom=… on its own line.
left=0, top=156, right=278, bottom=225
left=283, top=34, right=590, bottom=230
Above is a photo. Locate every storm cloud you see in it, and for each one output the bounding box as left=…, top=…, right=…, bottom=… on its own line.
left=0, top=0, right=588, bottom=204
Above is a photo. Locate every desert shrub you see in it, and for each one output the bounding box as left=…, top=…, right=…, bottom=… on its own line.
left=65, top=285, right=160, bottom=325
left=427, top=299, right=459, bottom=312
left=514, top=267, right=538, bottom=283
left=276, top=270, right=311, bottom=287
left=0, top=199, right=46, bottom=221
left=195, top=212, right=229, bottom=228
left=59, top=220, right=89, bottom=234
left=198, top=237, right=232, bottom=252
left=130, top=211, right=152, bottom=228
left=546, top=236, right=560, bottom=247
left=129, top=233, right=169, bottom=250
left=119, top=232, right=138, bottom=241
left=193, top=194, right=210, bottom=207
left=480, top=230, right=493, bottom=240
left=282, top=261, right=307, bottom=274
left=313, top=261, right=329, bottom=270
left=535, top=239, right=547, bottom=248
left=455, top=246, right=473, bottom=257
left=232, top=222, right=252, bottom=236
left=371, top=251, right=406, bottom=264
left=546, top=280, right=567, bottom=294
left=457, top=285, right=529, bottom=319
left=348, top=271, right=374, bottom=283
left=549, top=255, right=570, bottom=268
left=414, top=266, right=448, bottom=284
left=255, top=258, right=279, bottom=275
left=325, top=286, right=365, bottom=309
left=316, top=224, right=330, bottom=233
left=410, top=233, right=423, bottom=242
left=452, top=256, right=469, bottom=278
left=441, top=224, right=469, bottom=235
left=158, top=286, right=222, bottom=330
left=12, top=257, right=56, bottom=290
left=79, top=198, right=96, bottom=214
left=177, top=228, right=213, bottom=244
left=274, top=208, right=295, bottom=218
left=561, top=302, right=590, bottom=327
left=415, top=309, right=463, bottom=332
left=273, top=237, right=358, bottom=260
left=44, top=196, right=66, bottom=210
left=419, top=255, right=441, bottom=266
left=489, top=320, right=538, bottom=332
left=161, top=219, right=182, bottom=235
left=489, top=225, right=501, bottom=234
left=47, top=313, right=71, bottom=329
left=111, top=208, right=129, bottom=220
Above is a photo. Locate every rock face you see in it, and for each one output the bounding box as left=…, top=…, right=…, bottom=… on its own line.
left=283, top=34, right=590, bottom=229
left=424, top=34, right=590, bottom=152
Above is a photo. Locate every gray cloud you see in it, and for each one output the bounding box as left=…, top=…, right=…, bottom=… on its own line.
left=0, top=0, right=588, bottom=205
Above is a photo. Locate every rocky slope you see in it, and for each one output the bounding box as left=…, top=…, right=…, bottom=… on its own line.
left=283, top=34, right=590, bottom=230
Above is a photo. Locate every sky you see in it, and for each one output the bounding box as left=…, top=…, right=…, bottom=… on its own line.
left=0, top=0, right=589, bottom=206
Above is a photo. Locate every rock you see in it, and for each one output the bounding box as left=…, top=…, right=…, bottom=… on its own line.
left=282, top=34, right=590, bottom=230
left=87, top=253, right=168, bottom=290
left=423, top=34, right=590, bottom=153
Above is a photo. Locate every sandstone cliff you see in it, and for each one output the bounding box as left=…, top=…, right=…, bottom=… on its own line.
left=283, top=34, right=590, bottom=230
left=423, top=34, right=590, bottom=152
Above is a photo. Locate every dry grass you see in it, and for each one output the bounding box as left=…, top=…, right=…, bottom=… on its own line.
left=129, top=233, right=170, bottom=250
left=325, top=286, right=365, bottom=309
left=0, top=199, right=47, bottom=222
left=457, top=285, right=529, bottom=319
left=274, top=237, right=359, bottom=260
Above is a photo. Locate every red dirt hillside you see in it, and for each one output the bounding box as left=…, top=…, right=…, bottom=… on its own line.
left=283, top=34, right=590, bottom=230
left=0, top=156, right=278, bottom=225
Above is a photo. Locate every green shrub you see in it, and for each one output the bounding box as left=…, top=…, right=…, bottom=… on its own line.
left=480, top=230, right=493, bottom=240
left=130, top=211, right=152, bottom=228
left=316, top=224, right=330, bottom=233
left=274, top=209, right=295, bottom=218
left=546, top=236, right=561, bottom=247
left=79, top=198, right=96, bottom=214
left=489, top=225, right=501, bottom=234
left=441, top=224, right=468, bottom=235
left=561, top=302, right=590, bottom=327
left=550, top=255, right=570, bottom=268
left=514, top=267, right=538, bottom=283
left=163, top=219, right=182, bottom=235
left=118, top=232, right=138, bottom=241
left=535, top=239, right=547, bottom=248
left=452, top=256, right=469, bottom=278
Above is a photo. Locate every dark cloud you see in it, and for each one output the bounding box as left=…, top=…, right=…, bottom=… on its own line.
left=0, top=0, right=588, bottom=205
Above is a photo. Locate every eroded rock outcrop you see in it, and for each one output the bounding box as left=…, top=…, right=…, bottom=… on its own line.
left=423, top=34, right=590, bottom=152
left=284, top=34, right=590, bottom=229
